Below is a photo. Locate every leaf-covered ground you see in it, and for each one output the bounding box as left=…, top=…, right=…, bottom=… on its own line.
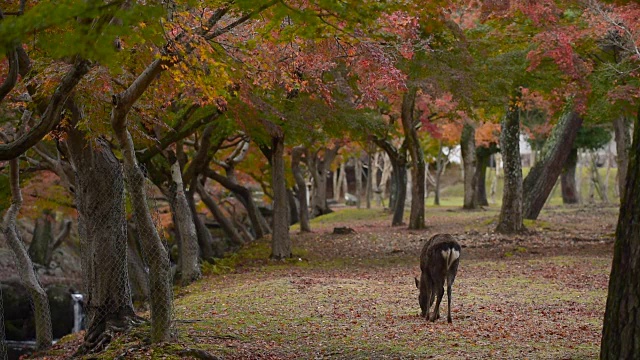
left=33, top=204, right=617, bottom=359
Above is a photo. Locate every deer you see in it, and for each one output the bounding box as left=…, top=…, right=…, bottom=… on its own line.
left=414, top=233, right=461, bottom=323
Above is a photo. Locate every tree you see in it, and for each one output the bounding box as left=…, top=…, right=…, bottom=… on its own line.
left=522, top=108, right=583, bottom=220
left=400, top=88, right=426, bottom=229
left=601, top=108, right=640, bottom=359
left=496, top=97, right=525, bottom=234
left=0, top=152, right=52, bottom=350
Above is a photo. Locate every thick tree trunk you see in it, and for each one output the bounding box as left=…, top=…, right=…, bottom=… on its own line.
left=461, top=123, right=478, bottom=209
left=613, top=116, right=630, bottom=200
left=600, top=110, right=640, bottom=360
left=170, top=159, right=201, bottom=285
left=197, top=182, right=245, bottom=247
left=2, top=159, right=52, bottom=351
left=292, top=146, right=311, bottom=232
left=474, top=149, right=490, bottom=207
left=523, top=110, right=583, bottom=219
left=110, top=128, right=172, bottom=344
left=67, top=136, right=138, bottom=353
left=496, top=102, right=525, bottom=234
left=400, top=88, right=426, bottom=229
left=270, top=134, right=291, bottom=259
left=561, top=148, right=580, bottom=204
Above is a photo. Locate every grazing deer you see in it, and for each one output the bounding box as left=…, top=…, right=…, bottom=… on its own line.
left=414, top=234, right=461, bottom=323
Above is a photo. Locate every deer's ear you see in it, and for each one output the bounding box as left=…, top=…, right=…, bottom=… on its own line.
left=414, top=277, right=420, bottom=289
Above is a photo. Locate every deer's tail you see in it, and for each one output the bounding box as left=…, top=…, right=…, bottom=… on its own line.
left=441, top=247, right=460, bottom=270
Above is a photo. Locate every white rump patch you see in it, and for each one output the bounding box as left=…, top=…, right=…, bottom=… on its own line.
left=442, top=249, right=460, bottom=269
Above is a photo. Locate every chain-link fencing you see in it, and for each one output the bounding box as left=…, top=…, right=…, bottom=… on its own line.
left=123, top=163, right=175, bottom=341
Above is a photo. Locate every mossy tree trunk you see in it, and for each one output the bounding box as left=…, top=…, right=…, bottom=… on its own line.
left=496, top=101, right=525, bottom=234
left=600, top=110, right=640, bottom=360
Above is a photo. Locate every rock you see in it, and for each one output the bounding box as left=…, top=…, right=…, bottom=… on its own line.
left=0, top=281, right=80, bottom=341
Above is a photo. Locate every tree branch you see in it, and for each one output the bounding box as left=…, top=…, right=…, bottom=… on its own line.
left=0, top=59, right=91, bottom=160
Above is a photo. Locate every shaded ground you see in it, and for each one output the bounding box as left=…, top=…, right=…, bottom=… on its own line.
left=31, top=204, right=617, bottom=359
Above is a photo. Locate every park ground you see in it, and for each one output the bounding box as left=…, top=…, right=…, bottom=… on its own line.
left=33, top=199, right=618, bottom=360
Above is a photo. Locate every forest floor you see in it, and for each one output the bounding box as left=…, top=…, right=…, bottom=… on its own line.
left=34, top=203, right=618, bottom=359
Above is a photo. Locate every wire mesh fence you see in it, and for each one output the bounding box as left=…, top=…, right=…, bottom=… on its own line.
left=0, top=158, right=176, bottom=355
left=123, top=162, right=175, bottom=341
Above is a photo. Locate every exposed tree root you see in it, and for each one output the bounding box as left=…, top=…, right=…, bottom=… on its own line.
left=75, top=314, right=145, bottom=356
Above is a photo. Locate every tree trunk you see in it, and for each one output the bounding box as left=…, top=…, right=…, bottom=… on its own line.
left=613, top=116, right=630, bottom=200
left=287, top=189, right=299, bottom=225
left=341, top=162, right=348, bottom=203
left=186, top=181, right=220, bottom=261
left=355, top=157, right=363, bottom=209
left=197, top=182, right=245, bottom=247
left=126, top=223, right=150, bottom=306
left=205, top=169, right=271, bottom=239
left=496, top=101, right=525, bottom=234
left=110, top=127, right=172, bottom=344
left=474, top=149, right=490, bottom=207
left=309, top=146, right=339, bottom=217
left=561, top=148, right=580, bottom=204
left=434, top=141, right=448, bottom=206
left=2, top=159, right=52, bottom=351
left=379, top=152, right=392, bottom=208
left=600, top=110, right=640, bottom=360
left=589, top=152, right=608, bottom=204
left=523, top=109, right=583, bottom=219
left=374, top=138, right=408, bottom=226
left=269, top=133, right=291, bottom=259
left=27, top=210, right=54, bottom=267
left=365, top=151, right=373, bottom=209
left=67, top=136, right=138, bottom=353
left=334, top=161, right=346, bottom=203
left=400, top=88, right=426, bottom=229
left=461, top=123, right=478, bottom=209
left=169, top=159, right=201, bottom=285
left=292, top=146, right=311, bottom=232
